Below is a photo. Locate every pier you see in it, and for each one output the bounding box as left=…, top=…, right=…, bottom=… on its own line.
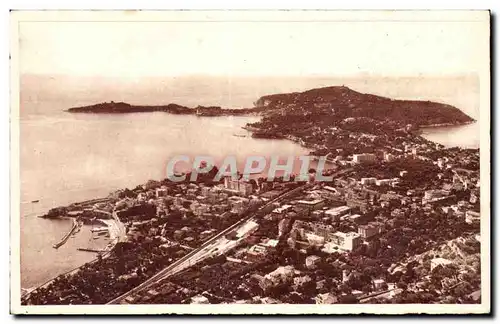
left=52, top=218, right=81, bottom=249
left=77, top=248, right=107, bottom=253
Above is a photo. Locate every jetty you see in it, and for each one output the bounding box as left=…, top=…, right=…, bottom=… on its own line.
left=69, top=197, right=112, bottom=209
left=22, top=208, right=127, bottom=302
left=53, top=219, right=81, bottom=249
left=77, top=248, right=107, bottom=253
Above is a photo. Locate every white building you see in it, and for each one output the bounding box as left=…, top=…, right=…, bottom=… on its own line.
left=324, top=206, right=351, bottom=221
left=190, top=295, right=210, bottom=304
left=465, top=210, right=480, bottom=224
left=272, top=204, right=293, bottom=214
left=376, top=178, right=398, bottom=186
left=223, top=176, right=254, bottom=196
left=323, top=231, right=361, bottom=252
left=358, top=223, right=381, bottom=239
left=424, top=189, right=451, bottom=201
left=340, top=214, right=362, bottom=222
left=315, top=293, right=338, bottom=304
left=305, top=232, right=325, bottom=246
left=372, top=278, right=386, bottom=290
left=361, top=177, right=377, bottom=185
left=353, top=153, right=377, bottom=164
left=155, top=187, right=169, bottom=198
left=296, top=199, right=325, bottom=211
left=264, top=266, right=295, bottom=285
left=305, top=255, right=321, bottom=269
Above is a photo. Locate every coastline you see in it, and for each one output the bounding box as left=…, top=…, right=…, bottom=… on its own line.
left=22, top=115, right=478, bottom=296
left=20, top=115, right=481, bottom=306
left=418, top=120, right=476, bottom=129
left=20, top=84, right=479, bottom=304
left=245, top=120, right=479, bottom=152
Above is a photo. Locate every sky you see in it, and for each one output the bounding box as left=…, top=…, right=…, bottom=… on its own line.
left=17, top=11, right=489, bottom=78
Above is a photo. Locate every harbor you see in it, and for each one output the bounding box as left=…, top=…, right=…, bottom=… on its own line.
left=52, top=218, right=82, bottom=249
left=22, top=210, right=127, bottom=300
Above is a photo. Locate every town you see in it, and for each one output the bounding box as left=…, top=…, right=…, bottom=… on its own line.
left=22, top=128, right=481, bottom=305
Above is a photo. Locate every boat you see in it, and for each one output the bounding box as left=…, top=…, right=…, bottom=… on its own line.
left=233, top=134, right=247, bottom=138
left=31, top=200, right=39, bottom=203
left=91, top=227, right=109, bottom=233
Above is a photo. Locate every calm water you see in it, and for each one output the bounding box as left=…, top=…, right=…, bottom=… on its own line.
left=19, top=75, right=480, bottom=288
left=420, top=122, right=480, bottom=149
left=20, top=112, right=310, bottom=288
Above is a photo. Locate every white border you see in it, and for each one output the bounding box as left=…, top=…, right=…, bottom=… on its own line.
left=8, top=9, right=491, bottom=316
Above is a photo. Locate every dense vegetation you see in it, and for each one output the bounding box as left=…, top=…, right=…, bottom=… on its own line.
left=254, top=86, right=474, bottom=127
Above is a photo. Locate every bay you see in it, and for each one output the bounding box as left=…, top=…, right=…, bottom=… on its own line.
left=19, top=75, right=480, bottom=289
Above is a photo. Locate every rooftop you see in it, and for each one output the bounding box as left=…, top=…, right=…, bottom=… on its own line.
left=297, top=199, right=324, bottom=205
left=333, top=231, right=361, bottom=239
left=325, top=206, right=351, bottom=215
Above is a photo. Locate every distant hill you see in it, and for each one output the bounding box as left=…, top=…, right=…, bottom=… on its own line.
left=67, top=85, right=474, bottom=127
left=66, top=101, right=260, bottom=116
left=254, top=86, right=474, bottom=127
left=67, top=102, right=193, bottom=114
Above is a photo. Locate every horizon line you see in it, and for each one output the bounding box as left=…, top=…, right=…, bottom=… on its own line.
left=20, top=72, right=479, bottom=79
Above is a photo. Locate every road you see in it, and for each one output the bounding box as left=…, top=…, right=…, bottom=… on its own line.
left=106, top=183, right=310, bottom=304
left=94, top=208, right=127, bottom=244
left=107, top=167, right=353, bottom=304
left=111, top=210, right=127, bottom=243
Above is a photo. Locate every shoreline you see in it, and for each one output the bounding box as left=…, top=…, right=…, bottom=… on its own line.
left=22, top=118, right=478, bottom=292
left=245, top=121, right=479, bottom=151
left=20, top=106, right=478, bottom=300
left=418, top=120, right=476, bottom=130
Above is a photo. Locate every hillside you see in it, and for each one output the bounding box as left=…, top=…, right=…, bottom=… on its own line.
left=254, top=86, right=474, bottom=127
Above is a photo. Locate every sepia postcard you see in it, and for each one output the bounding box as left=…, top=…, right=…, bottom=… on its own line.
left=10, top=10, right=490, bottom=315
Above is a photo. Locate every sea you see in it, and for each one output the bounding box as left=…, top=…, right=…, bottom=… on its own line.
left=19, top=75, right=480, bottom=289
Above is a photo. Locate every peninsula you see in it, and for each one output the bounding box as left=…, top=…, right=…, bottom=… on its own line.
left=24, top=85, right=481, bottom=306
left=67, top=86, right=474, bottom=127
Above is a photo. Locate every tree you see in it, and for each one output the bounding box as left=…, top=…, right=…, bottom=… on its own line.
left=396, top=281, right=408, bottom=291
left=338, top=294, right=358, bottom=304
